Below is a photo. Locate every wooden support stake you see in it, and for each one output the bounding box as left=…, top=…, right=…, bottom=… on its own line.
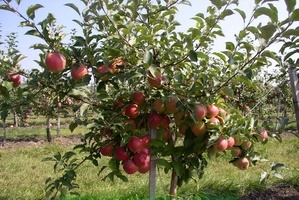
left=287, top=67, right=299, bottom=137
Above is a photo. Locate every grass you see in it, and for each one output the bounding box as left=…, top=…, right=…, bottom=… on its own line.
left=0, top=131, right=298, bottom=200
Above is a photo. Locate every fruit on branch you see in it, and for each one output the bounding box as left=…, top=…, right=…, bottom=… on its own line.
left=218, top=107, right=227, bottom=117
left=191, top=121, right=207, bottom=136
left=99, top=143, right=114, bottom=156
left=241, top=140, right=252, bottom=150
left=127, top=137, right=144, bottom=153
left=138, top=161, right=150, bottom=173
left=178, top=122, right=188, bottom=135
left=227, top=137, right=235, bottom=149
left=233, top=135, right=243, bottom=146
left=133, top=151, right=150, bottom=167
left=162, top=128, right=171, bottom=141
left=10, top=74, right=21, bottom=87
left=160, top=114, right=170, bottom=128
left=71, top=64, right=88, bottom=80
left=132, top=91, right=146, bottom=105
left=153, top=98, right=165, bottom=113
left=115, top=146, right=130, bottom=161
left=257, top=128, right=268, bottom=142
left=164, top=97, right=178, bottom=114
left=100, top=127, right=112, bottom=136
left=108, top=57, right=125, bottom=74
left=206, top=104, right=219, bottom=118
left=123, top=119, right=136, bottom=131
left=148, top=113, right=162, bottom=128
left=234, top=157, right=250, bottom=170
left=57, top=102, right=62, bottom=108
left=147, top=71, right=163, bottom=88
left=213, top=135, right=228, bottom=152
left=45, top=52, right=66, bottom=73
left=231, top=146, right=242, bottom=157
left=140, top=134, right=150, bottom=147
left=194, top=104, right=207, bottom=120
left=96, top=65, right=110, bottom=80
left=123, top=159, right=138, bottom=174
left=174, top=110, right=185, bottom=125
left=124, top=104, right=140, bottom=119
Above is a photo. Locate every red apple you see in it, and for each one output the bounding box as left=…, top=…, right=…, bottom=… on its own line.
left=138, top=161, right=150, bottom=173
left=163, top=128, right=171, bottom=141
left=45, top=52, right=66, bottom=73
left=153, top=98, right=165, bottom=113
left=148, top=113, right=162, bottom=128
left=206, top=104, right=219, bottom=118
left=132, top=91, right=145, bottom=105
left=57, top=102, right=62, bottom=108
left=140, top=134, right=150, bottom=147
left=123, top=119, right=136, bottom=131
left=123, top=159, right=138, bottom=174
left=96, top=65, right=110, bottom=80
left=99, top=143, right=114, bottom=156
left=191, top=121, right=207, bottom=136
left=115, top=146, right=130, bottom=161
left=227, top=137, right=235, bottom=149
left=127, top=137, right=144, bottom=153
left=160, top=114, right=170, bottom=128
left=147, top=71, right=162, bottom=88
left=10, top=74, right=21, bottom=87
left=164, top=97, right=178, bottom=114
left=234, top=157, right=250, bottom=170
left=174, top=110, right=185, bottom=125
left=213, top=135, right=228, bottom=152
left=194, top=104, right=207, bottom=120
left=125, top=104, right=140, bottom=119
left=257, top=128, right=268, bottom=142
left=133, top=151, right=150, bottom=167
left=71, top=64, right=88, bottom=80
left=218, top=107, right=227, bottom=117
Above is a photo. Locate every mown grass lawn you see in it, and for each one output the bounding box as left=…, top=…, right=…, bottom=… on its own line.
left=0, top=127, right=298, bottom=200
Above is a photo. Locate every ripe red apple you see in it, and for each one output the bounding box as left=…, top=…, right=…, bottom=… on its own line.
left=153, top=98, right=165, bottom=113
left=66, top=98, right=72, bottom=106
left=124, top=104, right=140, bottom=119
left=164, top=97, right=178, bottom=114
left=140, top=146, right=150, bottom=155
left=127, top=137, right=144, bottom=153
left=160, top=114, right=170, bottom=128
left=57, top=102, right=62, bottom=108
left=123, top=159, right=138, bottom=174
left=213, top=135, right=228, bottom=152
left=234, top=157, right=250, bottom=170
left=133, top=151, right=150, bottom=167
left=257, top=128, right=268, bottom=142
left=71, top=64, right=88, bottom=80
left=45, top=52, right=66, bottom=73
left=227, top=137, right=235, bottom=149
left=191, top=121, right=207, bottom=136
left=96, top=65, right=110, bottom=80
left=132, top=91, right=145, bottom=105
left=147, top=71, right=162, bottom=88
left=99, top=143, right=114, bottom=156
left=231, top=146, right=242, bottom=157
left=218, top=107, right=227, bottom=117
left=148, top=113, right=162, bottom=128
left=138, top=161, right=150, bottom=173
left=194, top=104, right=207, bottom=120
left=10, top=74, right=21, bottom=87
left=140, top=134, right=150, bottom=147
left=206, top=104, right=219, bottom=118
left=115, top=146, right=130, bottom=161
left=163, top=128, right=171, bottom=141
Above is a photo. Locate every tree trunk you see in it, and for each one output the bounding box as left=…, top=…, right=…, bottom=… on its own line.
left=46, top=116, right=52, bottom=142
left=149, top=126, right=157, bottom=200
left=2, top=119, right=7, bottom=146
left=57, top=112, right=61, bottom=137
left=288, top=67, right=299, bottom=137
left=275, top=92, right=281, bottom=131
left=13, top=110, right=18, bottom=127
left=169, top=135, right=178, bottom=199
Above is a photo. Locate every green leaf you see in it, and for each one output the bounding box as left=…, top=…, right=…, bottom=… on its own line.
left=284, top=0, right=296, bottom=13
left=143, top=50, right=153, bottom=65
left=220, top=9, right=234, bottom=19
left=0, top=5, right=13, bottom=12
left=189, top=50, right=198, bottom=62
left=80, top=103, right=90, bottom=117
left=254, top=7, right=277, bottom=22
left=116, top=174, right=128, bottom=182
left=210, top=0, right=225, bottom=10
left=0, top=110, right=9, bottom=121
left=26, top=4, right=43, bottom=20
left=69, top=122, right=78, bottom=133
left=68, top=88, right=89, bottom=98
left=225, top=42, right=235, bottom=51
left=0, top=85, right=10, bottom=99
left=271, top=162, right=287, bottom=171
left=25, top=29, right=42, bottom=38
left=260, top=24, right=276, bottom=41
left=15, top=0, right=21, bottom=5
left=172, top=161, right=184, bottom=177
left=157, top=159, right=172, bottom=169
left=234, top=8, right=246, bottom=22
left=291, top=8, right=299, bottom=21
left=65, top=3, right=81, bottom=16
left=221, top=86, right=234, bottom=97
left=108, top=158, right=119, bottom=171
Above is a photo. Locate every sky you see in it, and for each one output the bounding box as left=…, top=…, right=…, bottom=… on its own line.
left=0, top=0, right=290, bottom=71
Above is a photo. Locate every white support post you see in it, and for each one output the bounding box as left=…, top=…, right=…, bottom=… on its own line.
left=287, top=67, right=299, bottom=137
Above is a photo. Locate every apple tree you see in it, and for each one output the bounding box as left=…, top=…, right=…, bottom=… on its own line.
left=1, top=0, right=298, bottom=199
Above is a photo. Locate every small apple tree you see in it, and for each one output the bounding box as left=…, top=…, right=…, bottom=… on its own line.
left=1, top=0, right=298, bottom=199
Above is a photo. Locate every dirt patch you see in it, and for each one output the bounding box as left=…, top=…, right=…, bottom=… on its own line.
left=240, top=184, right=299, bottom=200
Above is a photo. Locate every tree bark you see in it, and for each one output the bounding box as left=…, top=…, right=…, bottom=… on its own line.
left=149, top=126, right=157, bottom=200
left=2, top=119, right=7, bottom=146
left=13, top=110, right=18, bottom=127
left=169, top=135, right=178, bottom=199
left=288, top=67, right=299, bottom=137
left=57, top=112, right=61, bottom=137
left=275, top=92, right=281, bottom=131
left=46, top=116, right=52, bottom=142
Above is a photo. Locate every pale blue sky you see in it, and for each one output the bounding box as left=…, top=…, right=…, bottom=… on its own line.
left=0, top=0, right=290, bottom=71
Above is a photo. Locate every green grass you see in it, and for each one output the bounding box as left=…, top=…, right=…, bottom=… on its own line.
left=0, top=134, right=298, bottom=200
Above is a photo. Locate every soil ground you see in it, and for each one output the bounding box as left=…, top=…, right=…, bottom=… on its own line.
left=1, top=135, right=299, bottom=200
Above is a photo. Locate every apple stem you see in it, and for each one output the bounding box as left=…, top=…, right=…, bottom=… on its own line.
left=149, top=126, right=157, bottom=200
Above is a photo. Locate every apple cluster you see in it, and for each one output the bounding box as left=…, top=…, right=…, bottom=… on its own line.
left=98, top=134, right=150, bottom=174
